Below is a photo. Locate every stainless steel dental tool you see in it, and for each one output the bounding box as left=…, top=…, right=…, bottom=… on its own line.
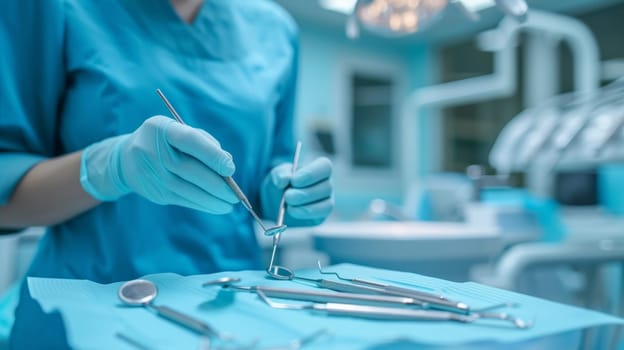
left=265, top=270, right=469, bottom=314
left=255, top=290, right=531, bottom=329
left=316, top=261, right=470, bottom=314
left=266, top=141, right=302, bottom=280
left=204, top=277, right=429, bottom=308
left=118, top=279, right=229, bottom=339
left=155, top=89, right=286, bottom=236
left=202, top=274, right=517, bottom=318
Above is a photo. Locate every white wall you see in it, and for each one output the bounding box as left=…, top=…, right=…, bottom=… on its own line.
left=294, top=23, right=437, bottom=219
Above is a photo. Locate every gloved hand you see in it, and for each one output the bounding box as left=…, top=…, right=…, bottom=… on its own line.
left=260, top=157, right=333, bottom=226
left=80, top=115, right=238, bottom=213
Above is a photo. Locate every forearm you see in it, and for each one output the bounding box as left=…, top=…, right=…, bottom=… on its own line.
left=0, top=151, right=100, bottom=229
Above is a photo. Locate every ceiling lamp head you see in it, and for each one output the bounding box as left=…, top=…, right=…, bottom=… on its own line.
left=343, top=0, right=528, bottom=39
left=351, top=0, right=449, bottom=37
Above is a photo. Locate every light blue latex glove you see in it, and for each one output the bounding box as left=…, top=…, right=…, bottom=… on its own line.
left=260, top=157, right=333, bottom=226
left=80, top=115, right=238, bottom=214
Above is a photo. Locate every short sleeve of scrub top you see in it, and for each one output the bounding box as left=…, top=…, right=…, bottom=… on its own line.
left=0, top=0, right=298, bottom=281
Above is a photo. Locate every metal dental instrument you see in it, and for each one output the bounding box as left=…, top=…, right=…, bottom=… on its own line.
left=202, top=271, right=472, bottom=315
left=295, top=272, right=523, bottom=318
left=261, top=272, right=438, bottom=308
left=266, top=140, right=302, bottom=239
left=204, top=279, right=427, bottom=308
left=318, top=261, right=448, bottom=300
left=202, top=277, right=471, bottom=312
left=316, top=262, right=470, bottom=314
left=156, top=89, right=286, bottom=236
left=202, top=276, right=242, bottom=287
left=314, top=265, right=522, bottom=316
left=256, top=290, right=531, bottom=329
left=259, top=260, right=468, bottom=313
left=266, top=142, right=302, bottom=280
left=201, top=278, right=531, bottom=328
left=265, top=265, right=295, bottom=281
left=118, top=279, right=230, bottom=339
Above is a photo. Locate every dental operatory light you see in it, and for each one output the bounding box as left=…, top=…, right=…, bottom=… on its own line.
left=332, top=0, right=527, bottom=39
left=349, top=0, right=449, bottom=38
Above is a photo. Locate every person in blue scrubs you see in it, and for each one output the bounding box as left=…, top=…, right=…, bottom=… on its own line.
left=0, top=0, right=333, bottom=345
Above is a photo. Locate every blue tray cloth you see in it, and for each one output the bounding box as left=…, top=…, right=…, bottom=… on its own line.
left=27, top=264, right=623, bottom=349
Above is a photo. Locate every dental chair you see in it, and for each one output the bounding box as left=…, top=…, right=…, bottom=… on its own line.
left=469, top=174, right=624, bottom=350
left=471, top=232, right=624, bottom=350
left=468, top=171, right=624, bottom=349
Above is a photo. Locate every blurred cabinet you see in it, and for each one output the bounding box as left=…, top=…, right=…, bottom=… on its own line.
left=439, top=38, right=525, bottom=173
left=438, top=3, right=624, bottom=174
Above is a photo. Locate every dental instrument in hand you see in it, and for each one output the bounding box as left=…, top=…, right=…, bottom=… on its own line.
left=118, top=279, right=231, bottom=339
left=256, top=290, right=531, bottom=329
left=156, top=89, right=286, bottom=236
left=316, top=262, right=470, bottom=314
left=266, top=141, right=302, bottom=280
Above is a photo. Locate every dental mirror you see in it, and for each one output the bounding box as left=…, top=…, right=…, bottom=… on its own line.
left=119, top=279, right=157, bottom=305
left=266, top=265, right=295, bottom=280
left=118, top=279, right=228, bottom=339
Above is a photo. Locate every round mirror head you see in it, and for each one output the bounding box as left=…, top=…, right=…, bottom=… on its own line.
left=118, top=279, right=157, bottom=305
left=202, top=276, right=241, bottom=287
left=263, top=225, right=287, bottom=237
left=266, top=265, right=294, bottom=280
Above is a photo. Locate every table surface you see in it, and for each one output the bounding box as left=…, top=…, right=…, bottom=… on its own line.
left=25, top=264, right=623, bottom=350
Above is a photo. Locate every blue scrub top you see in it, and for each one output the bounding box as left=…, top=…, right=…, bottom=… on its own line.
left=0, top=0, right=298, bottom=282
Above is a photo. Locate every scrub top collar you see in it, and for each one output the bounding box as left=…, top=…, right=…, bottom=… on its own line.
left=121, top=0, right=246, bottom=60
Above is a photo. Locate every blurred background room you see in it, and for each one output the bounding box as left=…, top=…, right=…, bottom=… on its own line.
left=3, top=0, right=624, bottom=348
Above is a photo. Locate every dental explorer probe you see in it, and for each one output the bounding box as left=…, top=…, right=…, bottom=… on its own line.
left=156, top=89, right=286, bottom=235
left=266, top=141, right=302, bottom=279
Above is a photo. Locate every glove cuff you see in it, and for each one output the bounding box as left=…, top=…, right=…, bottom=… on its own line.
left=80, top=135, right=131, bottom=201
